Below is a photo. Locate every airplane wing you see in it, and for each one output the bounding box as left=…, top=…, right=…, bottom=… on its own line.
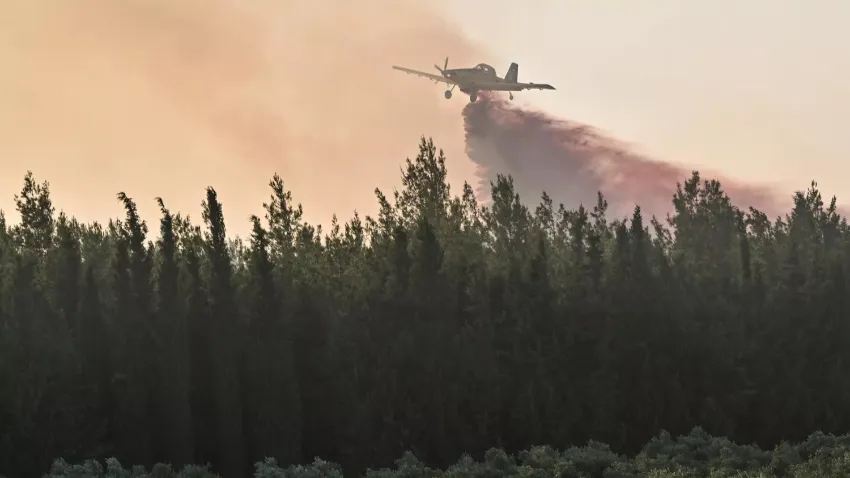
left=392, top=65, right=457, bottom=85
left=474, top=82, right=556, bottom=91
left=517, top=82, right=555, bottom=90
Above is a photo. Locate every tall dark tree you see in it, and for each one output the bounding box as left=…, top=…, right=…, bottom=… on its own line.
left=183, top=226, right=217, bottom=468
left=201, top=187, right=244, bottom=478
left=240, top=216, right=302, bottom=472
left=152, top=198, right=194, bottom=468
left=53, top=213, right=80, bottom=332
left=12, top=171, right=55, bottom=256
left=78, top=266, right=114, bottom=456
left=108, top=195, right=152, bottom=468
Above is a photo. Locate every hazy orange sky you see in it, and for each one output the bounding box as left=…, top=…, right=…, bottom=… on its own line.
left=1, top=0, right=847, bottom=236
left=0, top=0, right=486, bottom=235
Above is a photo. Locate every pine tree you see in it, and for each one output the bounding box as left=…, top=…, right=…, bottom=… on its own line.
left=183, top=226, right=217, bottom=468
left=241, top=216, right=302, bottom=470
left=202, top=187, right=245, bottom=477
left=53, top=213, right=80, bottom=332
left=153, top=198, right=194, bottom=468
left=109, top=195, right=152, bottom=467
left=78, top=266, right=115, bottom=457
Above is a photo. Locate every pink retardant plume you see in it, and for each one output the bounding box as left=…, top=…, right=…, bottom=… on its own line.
left=463, top=92, right=784, bottom=220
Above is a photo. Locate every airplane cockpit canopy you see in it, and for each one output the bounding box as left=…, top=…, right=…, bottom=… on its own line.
left=474, top=63, right=496, bottom=73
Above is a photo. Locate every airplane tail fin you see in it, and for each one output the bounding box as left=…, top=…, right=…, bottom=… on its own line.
left=505, top=62, right=519, bottom=83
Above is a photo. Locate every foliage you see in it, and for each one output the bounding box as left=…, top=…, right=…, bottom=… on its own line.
left=1, top=137, right=849, bottom=478
left=41, top=429, right=850, bottom=477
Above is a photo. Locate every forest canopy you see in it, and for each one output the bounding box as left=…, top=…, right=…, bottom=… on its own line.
left=1, top=137, right=848, bottom=477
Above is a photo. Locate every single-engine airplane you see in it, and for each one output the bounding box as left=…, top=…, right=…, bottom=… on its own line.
left=392, top=57, right=555, bottom=103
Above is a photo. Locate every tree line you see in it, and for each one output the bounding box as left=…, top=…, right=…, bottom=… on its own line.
left=1, top=137, right=848, bottom=477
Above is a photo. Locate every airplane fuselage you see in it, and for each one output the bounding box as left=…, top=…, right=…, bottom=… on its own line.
left=444, top=68, right=506, bottom=90
left=392, top=60, right=551, bottom=103
left=441, top=63, right=523, bottom=95
left=444, top=69, right=500, bottom=83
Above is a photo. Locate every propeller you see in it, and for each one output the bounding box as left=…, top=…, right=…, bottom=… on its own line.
left=434, top=56, right=448, bottom=73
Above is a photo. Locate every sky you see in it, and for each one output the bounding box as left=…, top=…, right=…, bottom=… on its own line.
left=0, top=0, right=847, bottom=236
left=446, top=0, right=850, bottom=196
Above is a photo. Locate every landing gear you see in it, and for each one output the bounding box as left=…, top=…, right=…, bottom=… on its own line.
left=509, top=92, right=514, bottom=100
left=444, top=83, right=457, bottom=100
left=469, top=92, right=478, bottom=103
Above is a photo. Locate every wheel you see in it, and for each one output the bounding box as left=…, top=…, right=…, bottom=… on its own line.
left=469, top=93, right=477, bottom=103
left=444, top=90, right=452, bottom=99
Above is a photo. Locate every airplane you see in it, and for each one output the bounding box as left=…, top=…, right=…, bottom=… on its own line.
left=392, top=57, right=555, bottom=103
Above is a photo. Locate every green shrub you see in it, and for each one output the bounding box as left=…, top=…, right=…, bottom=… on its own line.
left=42, top=427, right=850, bottom=477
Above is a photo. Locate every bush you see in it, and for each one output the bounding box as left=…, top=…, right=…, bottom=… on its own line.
left=43, top=427, right=850, bottom=477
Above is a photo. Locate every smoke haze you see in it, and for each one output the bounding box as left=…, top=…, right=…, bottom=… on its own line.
left=0, top=0, right=483, bottom=234
left=0, top=0, right=795, bottom=236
